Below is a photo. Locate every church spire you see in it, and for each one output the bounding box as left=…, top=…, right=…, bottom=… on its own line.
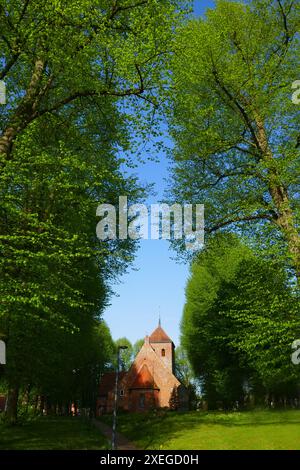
left=158, top=306, right=161, bottom=327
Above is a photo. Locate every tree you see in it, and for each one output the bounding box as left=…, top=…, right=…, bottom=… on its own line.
left=71, top=321, right=115, bottom=414
left=133, top=338, right=144, bottom=358
left=0, top=96, right=141, bottom=423
left=218, top=255, right=300, bottom=396
left=0, top=0, right=187, bottom=165
left=114, top=338, right=133, bottom=371
left=168, top=0, right=300, bottom=280
left=0, top=0, right=190, bottom=423
left=169, top=386, right=179, bottom=410
left=174, top=346, right=194, bottom=388
left=175, top=346, right=199, bottom=409
left=181, top=233, right=300, bottom=409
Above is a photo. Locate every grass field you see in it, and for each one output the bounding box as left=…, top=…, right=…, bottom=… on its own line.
left=101, top=409, right=300, bottom=450
left=1, top=410, right=300, bottom=450
left=0, top=417, right=107, bottom=450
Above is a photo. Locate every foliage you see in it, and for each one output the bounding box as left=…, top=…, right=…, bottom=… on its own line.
left=0, top=94, right=139, bottom=422
left=113, top=337, right=146, bottom=370
left=175, top=345, right=195, bottom=388
left=133, top=339, right=144, bottom=358
left=175, top=346, right=201, bottom=409
left=0, top=0, right=190, bottom=423
left=168, top=0, right=300, bottom=279
left=169, top=387, right=180, bottom=410
left=0, top=0, right=189, bottom=164
left=114, top=337, right=133, bottom=371
left=181, top=233, right=300, bottom=408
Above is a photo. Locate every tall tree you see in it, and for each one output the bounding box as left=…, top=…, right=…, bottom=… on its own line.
left=0, top=0, right=189, bottom=423
left=181, top=234, right=300, bottom=408
left=168, top=0, right=300, bottom=279
left=0, top=97, right=141, bottom=423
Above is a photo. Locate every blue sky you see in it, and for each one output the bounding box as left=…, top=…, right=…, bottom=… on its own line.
left=103, top=1, right=215, bottom=346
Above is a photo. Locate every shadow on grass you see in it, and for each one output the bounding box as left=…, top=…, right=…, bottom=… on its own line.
left=0, top=416, right=108, bottom=450
left=101, top=409, right=300, bottom=450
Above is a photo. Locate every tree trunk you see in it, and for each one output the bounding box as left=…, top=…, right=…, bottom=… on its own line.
left=275, top=202, right=300, bottom=280
left=255, top=114, right=300, bottom=281
left=0, top=59, right=45, bottom=165
left=0, top=126, right=19, bottom=160
left=39, top=395, right=45, bottom=415
left=5, top=385, right=19, bottom=425
left=22, top=384, right=31, bottom=414
left=33, top=394, right=39, bottom=415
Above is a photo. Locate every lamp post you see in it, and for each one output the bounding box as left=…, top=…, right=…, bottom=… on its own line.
left=0, top=335, right=6, bottom=414
left=112, top=345, right=128, bottom=450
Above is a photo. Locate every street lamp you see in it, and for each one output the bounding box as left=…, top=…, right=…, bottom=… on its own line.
left=112, top=345, right=128, bottom=450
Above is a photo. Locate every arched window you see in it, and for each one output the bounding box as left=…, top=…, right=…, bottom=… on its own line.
left=161, top=348, right=166, bottom=357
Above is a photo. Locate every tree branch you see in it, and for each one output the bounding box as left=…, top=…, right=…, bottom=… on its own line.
left=277, top=0, right=293, bottom=46
left=109, top=0, right=148, bottom=20
left=17, top=0, right=31, bottom=25
left=211, top=66, right=261, bottom=150
left=208, top=213, right=274, bottom=233
left=0, top=54, right=20, bottom=80
left=37, top=63, right=146, bottom=117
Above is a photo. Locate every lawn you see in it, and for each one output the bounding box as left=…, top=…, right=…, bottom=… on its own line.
left=101, top=409, right=300, bottom=450
left=0, top=416, right=108, bottom=450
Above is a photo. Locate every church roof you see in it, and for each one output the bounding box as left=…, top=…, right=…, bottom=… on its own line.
left=98, top=371, right=127, bottom=396
left=129, top=364, right=159, bottom=390
left=149, top=325, right=173, bottom=344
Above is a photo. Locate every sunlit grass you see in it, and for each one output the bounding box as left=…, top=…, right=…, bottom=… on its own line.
left=101, top=409, right=300, bottom=450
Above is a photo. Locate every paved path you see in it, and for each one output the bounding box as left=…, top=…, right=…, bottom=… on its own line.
left=92, top=419, right=138, bottom=451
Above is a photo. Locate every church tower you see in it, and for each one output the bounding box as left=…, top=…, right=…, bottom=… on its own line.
left=149, top=320, right=175, bottom=373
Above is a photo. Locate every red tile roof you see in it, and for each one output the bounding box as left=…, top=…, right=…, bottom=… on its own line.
left=98, top=372, right=127, bottom=396
left=129, top=364, right=159, bottom=390
left=149, top=325, right=173, bottom=343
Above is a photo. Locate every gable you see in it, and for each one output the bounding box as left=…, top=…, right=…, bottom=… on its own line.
left=129, top=364, right=159, bottom=390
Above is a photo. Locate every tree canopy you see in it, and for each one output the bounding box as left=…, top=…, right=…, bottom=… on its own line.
left=168, top=0, right=300, bottom=280
left=181, top=233, right=300, bottom=408
left=0, top=0, right=189, bottom=423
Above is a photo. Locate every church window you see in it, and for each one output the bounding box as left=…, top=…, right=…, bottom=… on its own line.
left=161, top=348, right=166, bottom=357
left=120, top=389, right=124, bottom=397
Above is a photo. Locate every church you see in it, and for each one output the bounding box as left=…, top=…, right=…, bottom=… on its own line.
left=96, top=323, right=188, bottom=414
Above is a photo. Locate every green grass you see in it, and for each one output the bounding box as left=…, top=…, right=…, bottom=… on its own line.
left=101, top=409, right=300, bottom=450
left=0, top=416, right=108, bottom=450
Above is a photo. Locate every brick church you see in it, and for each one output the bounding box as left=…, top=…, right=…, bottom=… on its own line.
left=96, top=322, right=188, bottom=414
